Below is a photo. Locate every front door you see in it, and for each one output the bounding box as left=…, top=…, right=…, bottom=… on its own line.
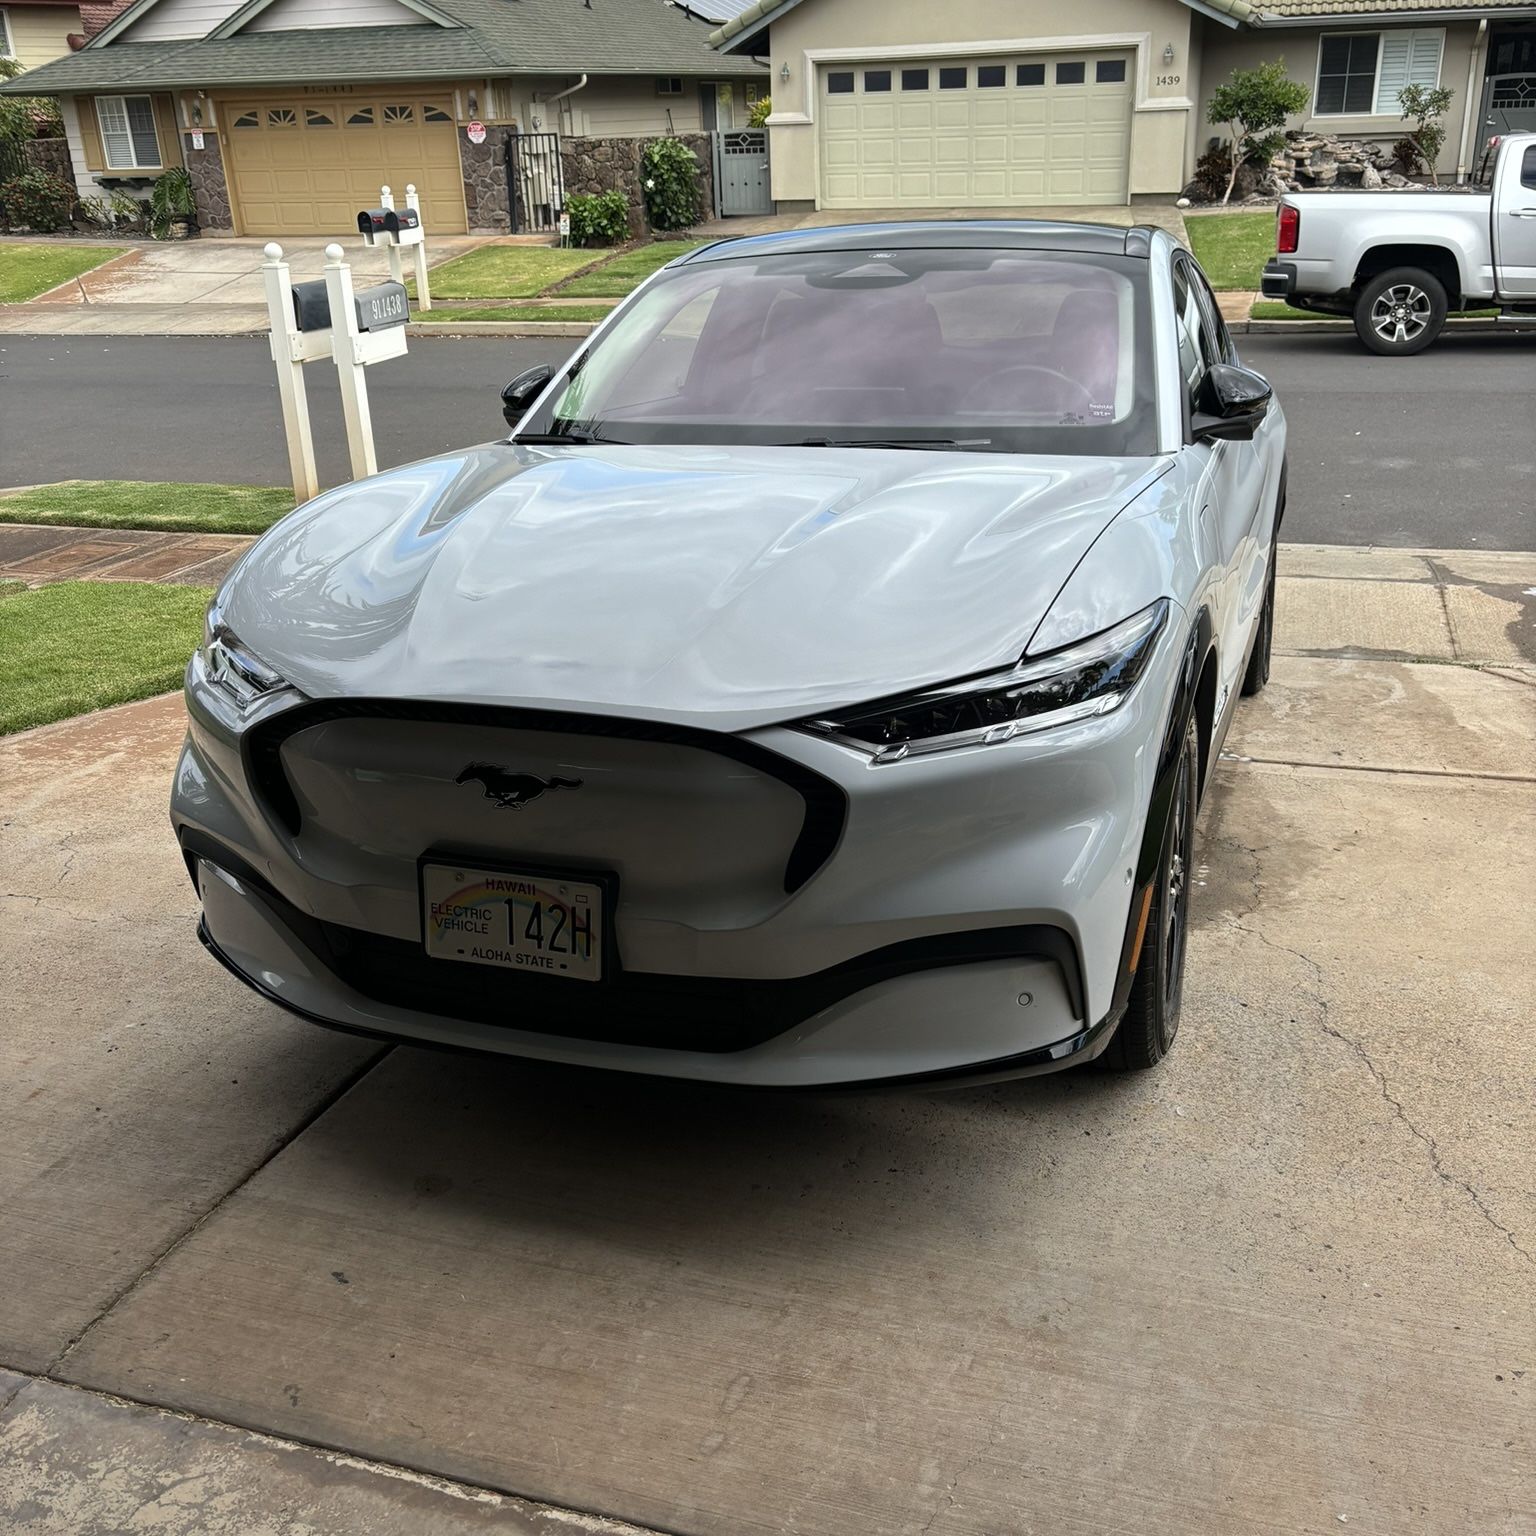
left=1494, top=139, right=1536, bottom=298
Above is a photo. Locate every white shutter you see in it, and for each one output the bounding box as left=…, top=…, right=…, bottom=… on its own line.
left=96, top=97, right=134, bottom=168
left=1375, top=29, right=1443, bottom=113
left=1408, top=30, right=1444, bottom=91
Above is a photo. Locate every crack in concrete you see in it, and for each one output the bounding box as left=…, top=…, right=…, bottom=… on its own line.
left=1318, top=1017, right=1532, bottom=1265
left=1207, top=816, right=1531, bottom=1267
left=919, top=1413, right=1004, bottom=1536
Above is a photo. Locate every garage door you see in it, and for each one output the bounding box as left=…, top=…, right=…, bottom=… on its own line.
left=819, top=53, right=1134, bottom=209
left=222, top=95, right=468, bottom=236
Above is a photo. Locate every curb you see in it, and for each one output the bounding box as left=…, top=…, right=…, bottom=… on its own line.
left=1233, top=316, right=1522, bottom=336
left=407, top=320, right=598, bottom=338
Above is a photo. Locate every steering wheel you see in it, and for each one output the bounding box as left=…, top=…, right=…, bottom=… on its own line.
left=959, top=364, right=1095, bottom=415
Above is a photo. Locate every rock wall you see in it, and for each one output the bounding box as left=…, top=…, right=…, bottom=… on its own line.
left=1186, top=132, right=1429, bottom=204
left=561, top=132, right=716, bottom=238
left=461, top=125, right=512, bottom=232
left=22, top=138, right=74, bottom=191
left=183, top=132, right=232, bottom=231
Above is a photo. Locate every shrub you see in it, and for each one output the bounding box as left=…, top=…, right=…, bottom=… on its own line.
left=1397, top=83, right=1454, bottom=185
left=0, top=169, right=75, bottom=231
left=1207, top=61, right=1311, bottom=204
left=108, top=187, right=148, bottom=233
left=1391, top=136, right=1426, bottom=176
left=566, top=189, right=629, bottom=247
left=1189, top=146, right=1234, bottom=202
left=76, top=194, right=115, bottom=229
left=641, top=137, right=701, bottom=231
left=747, top=95, right=772, bottom=129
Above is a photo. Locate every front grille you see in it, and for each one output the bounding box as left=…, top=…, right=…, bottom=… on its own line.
left=244, top=698, right=846, bottom=896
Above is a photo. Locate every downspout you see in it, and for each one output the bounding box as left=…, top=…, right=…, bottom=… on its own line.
left=1457, top=18, right=1488, bottom=182
left=540, top=73, right=589, bottom=136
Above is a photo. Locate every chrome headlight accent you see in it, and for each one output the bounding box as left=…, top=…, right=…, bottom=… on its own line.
left=799, top=600, right=1170, bottom=763
left=200, top=597, right=286, bottom=711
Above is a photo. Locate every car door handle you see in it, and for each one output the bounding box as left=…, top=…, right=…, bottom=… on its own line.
left=1511, top=208, right=1536, bottom=218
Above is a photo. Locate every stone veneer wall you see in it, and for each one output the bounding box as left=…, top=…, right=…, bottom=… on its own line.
left=460, top=124, right=513, bottom=232
left=183, top=132, right=233, bottom=232
left=23, top=138, right=75, bottom=191
left=561, top=132, right=716, bottom=238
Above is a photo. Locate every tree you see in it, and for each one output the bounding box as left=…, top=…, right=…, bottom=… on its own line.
left=1206, top=61, right=1311, bottom=205
left=1398, top=83, right=1454, bottom=186
left=0, top=59, right=63, bottom=144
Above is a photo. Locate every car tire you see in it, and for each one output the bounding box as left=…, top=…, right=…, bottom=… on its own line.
left=1103, top=714, right=1199, bottom=1071
left=1353, top=267, right=1448, bottom=356
left=1241, top=541, right=1277, bottom=696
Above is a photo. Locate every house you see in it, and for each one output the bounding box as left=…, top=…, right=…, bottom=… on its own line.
left=0, top=0, right=767, bottom=235
left=708, top=0, right=1536, bottom=211
left=2, top=0, right=85, bottom=69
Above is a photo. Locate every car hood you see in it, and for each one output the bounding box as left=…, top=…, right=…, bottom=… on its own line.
left=225, top=443, right=1168, bottom=732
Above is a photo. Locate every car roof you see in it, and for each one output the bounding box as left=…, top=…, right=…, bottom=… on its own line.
left=680, top=221, right=1158, bottom=264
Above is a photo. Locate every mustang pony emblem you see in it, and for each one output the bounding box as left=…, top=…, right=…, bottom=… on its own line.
left=454, top=763, right=584, bottom=810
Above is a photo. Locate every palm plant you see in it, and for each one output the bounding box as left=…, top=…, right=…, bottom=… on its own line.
left=149, top=166, right=197, bottom=238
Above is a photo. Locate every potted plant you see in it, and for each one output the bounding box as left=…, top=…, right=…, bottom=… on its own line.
left=149, top=166, right=198, bottom=239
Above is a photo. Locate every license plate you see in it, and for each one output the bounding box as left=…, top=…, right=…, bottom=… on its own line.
left=421, top=862, right=606, bottom=982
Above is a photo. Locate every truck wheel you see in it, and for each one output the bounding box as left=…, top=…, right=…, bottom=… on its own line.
left=1354, top=268, right=1447, bottom=356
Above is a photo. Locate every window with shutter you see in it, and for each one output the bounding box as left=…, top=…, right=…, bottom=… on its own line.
left=96, top=95, right=162, bottom=169
left=1374, top=29, right=1444, bottom=114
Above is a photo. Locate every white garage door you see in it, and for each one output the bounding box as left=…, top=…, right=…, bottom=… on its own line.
left=819, top=53, right=1134, bottom=209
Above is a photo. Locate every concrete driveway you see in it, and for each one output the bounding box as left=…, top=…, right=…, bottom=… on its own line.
left=1, top=544, right=1531, bottom=1535
left=7, top=233, right=490, bottom=335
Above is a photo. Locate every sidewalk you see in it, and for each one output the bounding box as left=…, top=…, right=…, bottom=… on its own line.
left=0, top=232, right=490, bottom=337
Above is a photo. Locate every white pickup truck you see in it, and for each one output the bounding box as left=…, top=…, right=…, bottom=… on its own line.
left=1261, top=130, right=1536, bottom=354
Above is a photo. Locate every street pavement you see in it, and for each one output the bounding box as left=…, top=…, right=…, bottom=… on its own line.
left=1, top=544, right=1532, bottom=1535
left=2, top=330, right=1533, bottom=549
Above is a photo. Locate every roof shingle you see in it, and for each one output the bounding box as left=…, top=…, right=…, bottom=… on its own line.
left=2, top=0, right=765, bottom=94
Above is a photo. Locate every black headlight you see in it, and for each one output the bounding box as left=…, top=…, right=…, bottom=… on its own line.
left=798, top=600, right=1169, bottom=763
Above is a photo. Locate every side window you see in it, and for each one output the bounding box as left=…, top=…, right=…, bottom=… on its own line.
left=1190, top=266, right=1237, bottom=364
left=1172, top=262, right=1214, bottom=412
left=1524, top=145, right=1536, bottom=191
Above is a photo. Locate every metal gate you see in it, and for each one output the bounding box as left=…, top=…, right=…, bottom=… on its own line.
left=505, top=132, right=564, bottom=234
left=1484, top=73, right=1536, bottom=137
left=712, top=129, right=772, bottom=217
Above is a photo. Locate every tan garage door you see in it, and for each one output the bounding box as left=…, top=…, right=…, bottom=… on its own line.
left=222, top=96, right=468, bottom=236
left=819, top=53, right=1134, bottom=209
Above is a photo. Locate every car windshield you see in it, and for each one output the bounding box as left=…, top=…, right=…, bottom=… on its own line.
left=518, top=246, right=1157, bottom=456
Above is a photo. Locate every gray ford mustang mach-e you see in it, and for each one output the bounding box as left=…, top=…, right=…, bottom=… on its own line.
left=174, top=221, right=1286, bottom=1088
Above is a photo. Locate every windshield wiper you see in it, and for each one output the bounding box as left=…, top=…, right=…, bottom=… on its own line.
left=783, top=436, right=992, bottom=451
left=513, top=430, right=629, bottom=446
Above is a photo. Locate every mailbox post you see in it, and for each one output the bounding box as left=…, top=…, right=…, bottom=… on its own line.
left=323, top=242, right=410, bottom=481
left=364, top=183, right=432, bottom=312
left=260, top=242, right=320, bottom=503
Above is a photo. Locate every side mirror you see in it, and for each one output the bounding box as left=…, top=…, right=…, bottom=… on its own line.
left=501, top=363, right=554, bottom=428
left=1191, top=363, right=1273, bottom=444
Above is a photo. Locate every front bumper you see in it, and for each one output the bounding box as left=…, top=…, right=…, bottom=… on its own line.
left=173, top=615, right=1184, bottom=1087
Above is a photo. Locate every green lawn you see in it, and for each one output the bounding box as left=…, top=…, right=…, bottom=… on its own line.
left=1248, top=301, right=1501, bottom=322
left=0, top=242, right=127, bottom=304
left=421, top=245, right=598, bottom=300
left=0, top=581, right=212, bottom=735
left=0, top=480, right=293, bottom=535
left=1184, top=212, right=1276, bottom=291
left=418, top=303, right=618, bottom=325
left=557, top=240, right=708, bottom=298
